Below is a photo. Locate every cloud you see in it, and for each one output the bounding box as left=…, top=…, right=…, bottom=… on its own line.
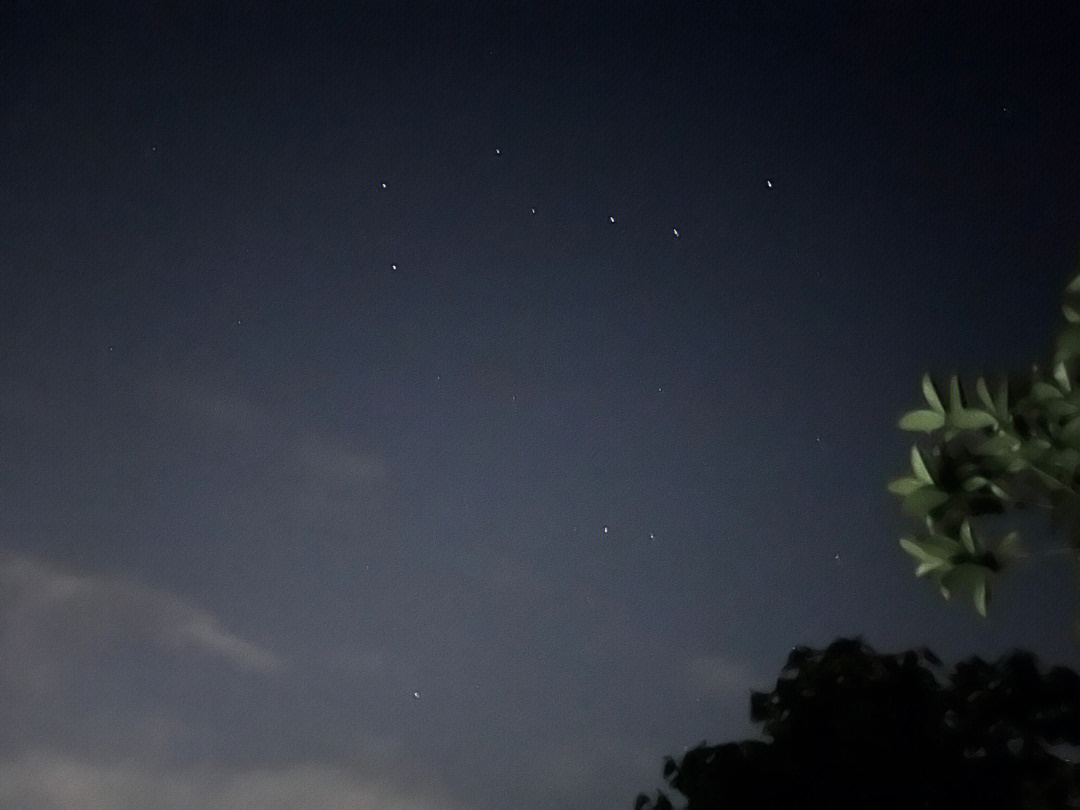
left=174, top=615, right=281, bottom=673
left=155, top=379, right=270, bottom=434
left=297, top=437, right=386, bottom=482
left=682, top=654, right=766, bottom=702
left=521, top=733, right=641, bottom=797
left=151, top=375, right=385, bottom=483
left=0, top=555, right=282, bottom=676
left=0, top=751, right=470, bottom=810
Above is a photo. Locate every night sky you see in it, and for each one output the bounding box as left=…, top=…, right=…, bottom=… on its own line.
left=3, top=4, right=1080, bottom=809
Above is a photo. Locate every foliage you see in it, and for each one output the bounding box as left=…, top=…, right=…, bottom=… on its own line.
left=635, top=638, right=1080, bottom=810
left=888, top=268, right=1080, bottom=619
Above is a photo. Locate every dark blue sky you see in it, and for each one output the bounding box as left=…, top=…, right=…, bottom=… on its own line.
left=3, top=4, right=1080, bottom=809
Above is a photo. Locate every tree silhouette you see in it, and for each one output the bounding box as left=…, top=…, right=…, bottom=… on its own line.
left=635, top=638, right=1080, bottom=810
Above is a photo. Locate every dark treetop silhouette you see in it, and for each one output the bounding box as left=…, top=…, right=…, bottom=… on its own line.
left=636, top=638, right=1080, bottom=810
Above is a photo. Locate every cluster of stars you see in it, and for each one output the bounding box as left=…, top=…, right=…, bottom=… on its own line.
left=371, top=150, right=719, bottom=272
left=598, top=525, right=659, bottom=542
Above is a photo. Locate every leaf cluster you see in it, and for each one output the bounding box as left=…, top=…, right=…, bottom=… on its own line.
left=888, top=270, right=1080, bottom=617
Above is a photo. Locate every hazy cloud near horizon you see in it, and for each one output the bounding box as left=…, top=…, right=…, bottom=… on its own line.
left=0, top=751, right=471, bottom=810
left=0, top=554, right=283, bottom=679
left=0, top=553, right=473, bottom=810
left=682, top=654, right=768, bottom=703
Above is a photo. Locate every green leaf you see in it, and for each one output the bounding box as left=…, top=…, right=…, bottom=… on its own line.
left=910, top=446, right=934, bottom=485
left=1020, top=438, right=1054, bottom=463
left=898, top=540, right=959, bottom=578
left=922, top=374, right=945, bottom=414
left=948, top=375, right=963, bottom=412
left=903, top=487, right=950, bottom=517
left=900, top=534, right=960, bottom=568
left=1068, top=273, right=1080, bottom=293
left=946, top=408, right=998, bottom=431
left=914, top=558, right=952, bottom=577
left=1064, top=305, right=1080, bottom=324
left=1055, top=361, right=1073, bottom=392
left=1061, top=414, right=1080, bottom=444
left=977, top=433, right=1021, bottom=463
left=1055, top=325, right=1080, bottom=366
left=995, top=378, right=1009, bottom=417
left=899, top=409, right=947, bottom=432
left=1007, top=455, right=1029, bottom=473
left=902, top=533, right=956, bottom=577
left=973, top=575, right=989, bottom=617
left=959, top=520, right=977, bottom=555
left=961, top=475, right=990, bottom=492
left=1032, top=381, right=1064, bottom=401
left=997, top=530, right=1025, bottom=561
left=960, top=476, right=1010, bottom=503
left=939, top=564, right=990, bottom=616
left=975, top=377, right=995, bottom=415
left=1043, top=398, right=1079, bottom=419
left=887, top=476, right=924, bottom=496
left=1048, top=448, right=1080, bottom=478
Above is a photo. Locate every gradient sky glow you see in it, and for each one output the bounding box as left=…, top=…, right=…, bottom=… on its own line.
left=3, top=4, right=1080, bottom=809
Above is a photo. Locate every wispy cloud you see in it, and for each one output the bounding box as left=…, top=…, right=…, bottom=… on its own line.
left=155, top=378, right=270, bottom=434
left=297, top=437, right=386, bottom=482
left=0, top=751, right=471, bottom=810
left=520, top=733, right=646, bottom=800
left=682, top=654, right=766, bottom=702
left=174, top=614, right=281, bottom=672
left=152, top=375, right=386, bottom=483
left=0, top=555, right=282, bottom=675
